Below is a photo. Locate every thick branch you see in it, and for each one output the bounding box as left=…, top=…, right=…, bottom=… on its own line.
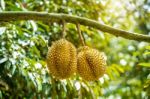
left=0, top=11, right=150, bottom=42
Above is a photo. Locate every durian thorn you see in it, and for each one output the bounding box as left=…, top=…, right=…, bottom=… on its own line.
left=62, top=20, right=66, bottom=38
left=76, top=23, right=86, bottom=46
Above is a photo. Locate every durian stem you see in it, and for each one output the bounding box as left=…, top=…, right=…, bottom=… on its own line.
left=76, top=23, right=86, bottom=46
left=0, top=11, right=150, bottom=43
left=62, top=20, right=66, bottom=38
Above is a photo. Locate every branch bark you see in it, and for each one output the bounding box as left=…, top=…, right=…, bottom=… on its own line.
left=0, top=11, right=150, bottom=42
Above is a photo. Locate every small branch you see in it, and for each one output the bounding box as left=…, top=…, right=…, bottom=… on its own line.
left=0, top=11, right=150, bottom=42
left=62, top=20, right=66, bottom=38
left=76, top=23, right=85, bottom=46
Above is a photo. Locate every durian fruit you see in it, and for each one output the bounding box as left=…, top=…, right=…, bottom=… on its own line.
left=77, top=46, right=106, bottom=81
left=47, top=39, right=77, bottom=79
left=77, top=46, right=90, bottom=52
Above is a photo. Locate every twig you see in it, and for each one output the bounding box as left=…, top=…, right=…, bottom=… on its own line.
left=76, top=23, right=85, bottom=46
left=62, top=20, right=66, bottom=38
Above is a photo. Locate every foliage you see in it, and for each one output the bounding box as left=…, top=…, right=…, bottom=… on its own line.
left=0, top=0, right=150, bottom=98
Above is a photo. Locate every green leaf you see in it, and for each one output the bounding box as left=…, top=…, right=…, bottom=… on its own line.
left=30, top=20, right=37, bottom=32
left=144, top=52, right=150, bottom=55
left=0, top=0, right=5, bottom=10
left=0, top=27, right=6, bottom=35
left=147, top=74, right=150, bottom=79
left=0, top=57, right=8, bottom=64
left=138, top=63, right=150, bottom=67
left=146, top=46, right=150, bottom=50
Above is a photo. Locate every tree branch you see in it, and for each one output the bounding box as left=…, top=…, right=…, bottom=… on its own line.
left=0, top=11, right=150, bottom=42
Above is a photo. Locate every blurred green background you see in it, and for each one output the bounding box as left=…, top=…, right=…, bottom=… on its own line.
left=0, top=0, right=150, bottom=98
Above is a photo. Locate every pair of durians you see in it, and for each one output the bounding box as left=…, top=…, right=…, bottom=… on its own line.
left=46, top=39, right=106, bottom=81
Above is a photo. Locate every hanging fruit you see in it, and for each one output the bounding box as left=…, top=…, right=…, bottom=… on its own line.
left=47, top=39, right=77, bottom=79
left=77, top=46, right=106, bottom=81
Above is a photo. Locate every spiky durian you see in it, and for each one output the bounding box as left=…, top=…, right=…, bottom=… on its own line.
left=47, top=39, right=77, bottom=79
left=77, top=46, right=90, bottom=53
left=77, top=46, right=106, bottom=81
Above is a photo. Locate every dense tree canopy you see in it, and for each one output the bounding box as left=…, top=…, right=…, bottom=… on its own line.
left=0, top=0, right=150, bottom=98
